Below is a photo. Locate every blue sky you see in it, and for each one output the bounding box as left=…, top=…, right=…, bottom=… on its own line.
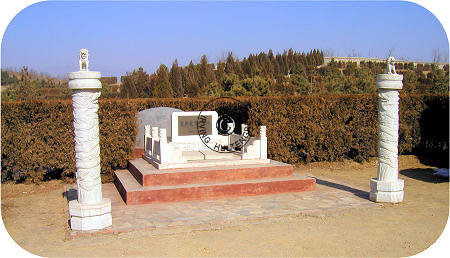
left=1, top=1, right=448, bottom=78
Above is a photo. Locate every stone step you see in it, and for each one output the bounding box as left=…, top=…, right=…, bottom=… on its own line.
left=182, top=150, right=242, bottom=161
left=200, top=150, right=242, bottom=160
left=114, top=169, right=316, bottom=205
left=128, top=158, right=293, bottom=187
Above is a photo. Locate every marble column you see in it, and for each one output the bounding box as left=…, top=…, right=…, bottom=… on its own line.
left=370, top=56, right=404, bottom=203
left=260, top=126, right=267, bottom=160
left=68, top=49, right=112, bottom=230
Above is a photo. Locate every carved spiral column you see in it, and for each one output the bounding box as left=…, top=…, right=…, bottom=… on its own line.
left=72, top=89, right=102, bottom=204
left=377, top=89, right=399, bottom=182
left=68, top=49, right=111, bottom=230
left=369, top=66, right=404, bottom=203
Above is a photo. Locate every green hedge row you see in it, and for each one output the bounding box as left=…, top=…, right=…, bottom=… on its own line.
left=1, top=94, right=448, bottom=182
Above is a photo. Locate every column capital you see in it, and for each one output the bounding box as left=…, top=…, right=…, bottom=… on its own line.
left=376, top=74, right=403, bottom=90
left=68, top=71, right=102, bottom=90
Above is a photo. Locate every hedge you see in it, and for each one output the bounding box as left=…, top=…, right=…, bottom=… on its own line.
left=1, top=94, right=448, bottom=183
left=100, top=77, right=118, bottom=85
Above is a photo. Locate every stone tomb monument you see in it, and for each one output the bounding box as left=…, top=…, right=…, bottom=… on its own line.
left=369, top=56, right=404, bottom=203
left=114, top=110, right=316, bottom=205
left=142, top=111, right=269, bottom=169
left=68, top=49, right=112, bottom=230
left=135, top=107, right=183, bottom=149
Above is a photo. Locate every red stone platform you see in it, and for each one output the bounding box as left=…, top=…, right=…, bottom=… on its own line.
left=114, top=158, right=316, bottom=205
left=130, top=147, right=145, bottom=159
left=127, top=158, right=294, bottom=186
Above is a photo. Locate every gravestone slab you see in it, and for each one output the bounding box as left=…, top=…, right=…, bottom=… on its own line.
left=135, top=107, right=183, bottom=148
left=171, top=111, right=218, bottom=143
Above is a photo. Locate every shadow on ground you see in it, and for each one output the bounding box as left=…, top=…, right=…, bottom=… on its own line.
left=315, top=178, right=369, bottom=200
left=416, top=154, right=449, bottom=169
left=400, top=168, right=449, bottom=184
left=62, top=188, right=77, bottom=202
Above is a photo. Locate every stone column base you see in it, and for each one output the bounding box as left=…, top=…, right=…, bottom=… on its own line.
left=369, top=178, right=404, bottom=203
left=69, top=198, right=112, bottom=230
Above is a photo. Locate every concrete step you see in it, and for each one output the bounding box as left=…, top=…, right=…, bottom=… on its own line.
left=128, top=158, right=293, bottom=187
left=199, top=150, right=242, bottom=160
left=181, top=150, right=242, bottom=161
left=181, top=151, right=205, bottom=161
left=114, top=169, right=316, bottom=205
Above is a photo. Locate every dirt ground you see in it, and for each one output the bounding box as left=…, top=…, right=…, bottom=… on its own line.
left=1, top=155, right=448, bottom=257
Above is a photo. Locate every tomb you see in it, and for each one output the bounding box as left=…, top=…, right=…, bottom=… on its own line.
left=142, top=111, right=270, bottom=169
left=114, top=110, right=316, bottom=204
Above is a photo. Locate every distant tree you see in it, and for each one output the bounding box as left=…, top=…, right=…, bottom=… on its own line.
left=225, top=52, right=236, bottom=74
left=323, top=72, right=345, bottom=94
left=234, top=60, right=244, bottom=78
left=241, top=58, right=252, bottom=77
left=206, top=82, right=224, bottom=97
left=101, top=83, right=120, bottom=98
left=169, top=59, right=184, bottom=97
left=427, top=68, right=449, bottom=93
left=271, top=75, right=296, bottom=95
left=120, top=67, right=150, bottom=98
left=215, top=62, right=226, bottom=80
left=287, top=48, right=294, bottom=68
left=290, top=64, right=310, bottom=94
left=198, top=55, right=215, bottom=91
left=341, top=76, right=357, bottom=94
left=272, top=57, right=280, bottom=75
left=402, top=70, right=418, bottom=93
left=354, top=68, right=376, bottom=93
left=120, top=74, right=137, bottom=98
left=220, top=73, right=239, bottom=92
left=228, top=82, right=249, bottom=96
left=261, top=51, right=273, bottom=76
left=152, top=64, right=173, bottom=98
left=1, top=70, right=8, bottom=85
left=275, top=53, right=287, bottom=75
left=291, top=63, right=307, bottom=77
left=17, top=66, right=36, bottom=100
left=343, top=62, right=357, bottom=76
left=1, top=70, right=19, bottom=85
left=183, top=61, right=200, bottom=97
left=241, top=76, right=271, bottom=96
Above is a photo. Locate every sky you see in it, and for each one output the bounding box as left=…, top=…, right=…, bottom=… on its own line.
left=1, top=1, right=449, bottom=78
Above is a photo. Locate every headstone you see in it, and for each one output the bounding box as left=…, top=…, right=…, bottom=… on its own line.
left=135, top=107, right=183, bottom=148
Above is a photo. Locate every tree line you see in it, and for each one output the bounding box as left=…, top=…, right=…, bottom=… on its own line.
left=118, top=49, right=449, bottom=98
left=118, top=49, right=325, bottom=98
left=1, top=48, right=448, bottom=101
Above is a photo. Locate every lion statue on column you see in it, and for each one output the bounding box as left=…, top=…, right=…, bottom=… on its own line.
left=79, top=48, right=89, bottom=71
left=385, top=56, right=396, bottom=74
